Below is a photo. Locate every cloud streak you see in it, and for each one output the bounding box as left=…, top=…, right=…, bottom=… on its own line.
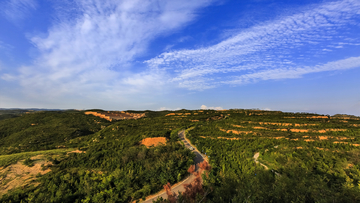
left=11, top=0, right=213, bottom=101
left=1, top=0, right=37, bottom=23
left=146, top=0, right=360, bottom=90
left=226, top=56, right=360, bottom=85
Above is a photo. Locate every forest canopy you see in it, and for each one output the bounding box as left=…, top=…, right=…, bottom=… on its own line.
left=0, top=109, right=360, bottom=202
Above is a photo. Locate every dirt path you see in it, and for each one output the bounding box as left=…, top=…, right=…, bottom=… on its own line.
left=142, top=130, right=207, bottom=203
left=253, top=152, right=269, bottom=170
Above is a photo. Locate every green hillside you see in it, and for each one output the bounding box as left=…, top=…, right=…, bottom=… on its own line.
left=1, top=109, right=360, bottom=202
left=0, top=110, right=111, bottom=155
left=185, top=109, right=360, bottom=202
left=0, top=110, right=195, bottom=202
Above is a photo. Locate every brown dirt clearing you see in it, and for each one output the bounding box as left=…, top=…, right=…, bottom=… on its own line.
left=220, top=128, right=253, bottom=134
left=140, top=137, right=168, bottom=148
left=232, top=125, right=245, bottom=128
left=0, top=155, right=51, bottom=196
left=67, top=149, right=86, bottom=154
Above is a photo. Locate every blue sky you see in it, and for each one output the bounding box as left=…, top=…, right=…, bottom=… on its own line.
left=1, top=0, right=360, bottom=115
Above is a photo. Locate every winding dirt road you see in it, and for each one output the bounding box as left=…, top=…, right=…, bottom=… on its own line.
left=142, top=130, right=206, bottom=203
left=253, top=152, right=269, bottom=170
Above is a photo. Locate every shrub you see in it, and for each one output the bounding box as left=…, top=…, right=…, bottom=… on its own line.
left=23, top=157, right=34, bottom=167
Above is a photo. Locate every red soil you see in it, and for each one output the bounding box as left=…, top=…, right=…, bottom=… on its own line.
left=85, top=111, right=145, bottom=121
left=140, top=137, right=168, bottom=148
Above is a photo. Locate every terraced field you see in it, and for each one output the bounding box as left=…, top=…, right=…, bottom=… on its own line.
left=1, top=109, right=360, bottom=202
left=185, top=109, right=360, bottom=202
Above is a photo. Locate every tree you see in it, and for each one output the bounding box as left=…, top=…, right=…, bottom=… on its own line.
left=161, top=161, right=212, bottom=203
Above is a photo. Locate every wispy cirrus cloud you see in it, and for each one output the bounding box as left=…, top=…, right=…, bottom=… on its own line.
left=0, top=41, right=11, bottom=60
left=226, top=56, right=360, bottom=85
left=9, top=0, right=214, bottom=102
left=1, top=0, right=37, bottom=23
left=146, top=0, right=360, bottom=90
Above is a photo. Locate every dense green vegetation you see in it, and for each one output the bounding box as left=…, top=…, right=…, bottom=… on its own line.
left=1, top=109, right=360, bottom=202
left=0, top=110, right=112, bottom=155
left=0, top=110, right=196, bottom=202
left=0, top=109, right=30, bottom=121
left=185, top=109, right=360, bottom=202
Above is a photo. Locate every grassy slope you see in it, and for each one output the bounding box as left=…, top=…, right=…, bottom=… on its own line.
left=0, top=148, right=76, bottom=167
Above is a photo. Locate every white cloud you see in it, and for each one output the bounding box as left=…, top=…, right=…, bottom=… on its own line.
left=177, top=36, right=192, bottom=43
left=225, top=56, right=360, bottom=85
left=158, top=107, right=181, bottom=111
left=10, top=0, right=214, bottom=101
left=1, top=0, right=37, bottom=23
left=200, top=105, right=207, bottom=109
left=1, top=73, right=16, bottom=81
left=200, top=105, right=223, bottom=110
left=146, top=0, right=360, bottom=90
left=0, top=41, right=14, bottom=51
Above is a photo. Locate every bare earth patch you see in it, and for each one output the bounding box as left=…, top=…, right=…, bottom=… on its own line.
left=67, top=149, right=86, bottom=154
left=85, top=111, right=145, bottom=121
left=272, top=137, right=286, bottom=140
left=284, top=116, right=328, bottom=119
left=273, top=129, right=346, bottom=133
left=290, top=129, right=309, bottom=133
left=240, top=121, right=318, bottom=127
left=346, top=163, right=354, bottom=169
left=334, top=142, right=360, bottom=146
left=307, top=116, right=328, bottom=119
left=318, top=136, right=329, bottom=140
left=253, top=126, right=267, bottom=130
left=217, top=137, right=241, bottom=140
left=0, top=155, right=51, bottom=196
left=220, top=128, right=253, bottom=134
left=317, top=129, right=347, bottom=133
left=337, top=137, right=352, bottom=140
left=302, top=136, right=351, bottom=141
left=199, top=136, right=244, bottom=140
left=140, top=137, right=168, bottom=148
left=276, top=129, right=288, bottom=132
left=232, top=125, right=245, bottom=128
left=165, top=113, right=176, bottom=116
left=316, top=147, right=326, bottom=150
